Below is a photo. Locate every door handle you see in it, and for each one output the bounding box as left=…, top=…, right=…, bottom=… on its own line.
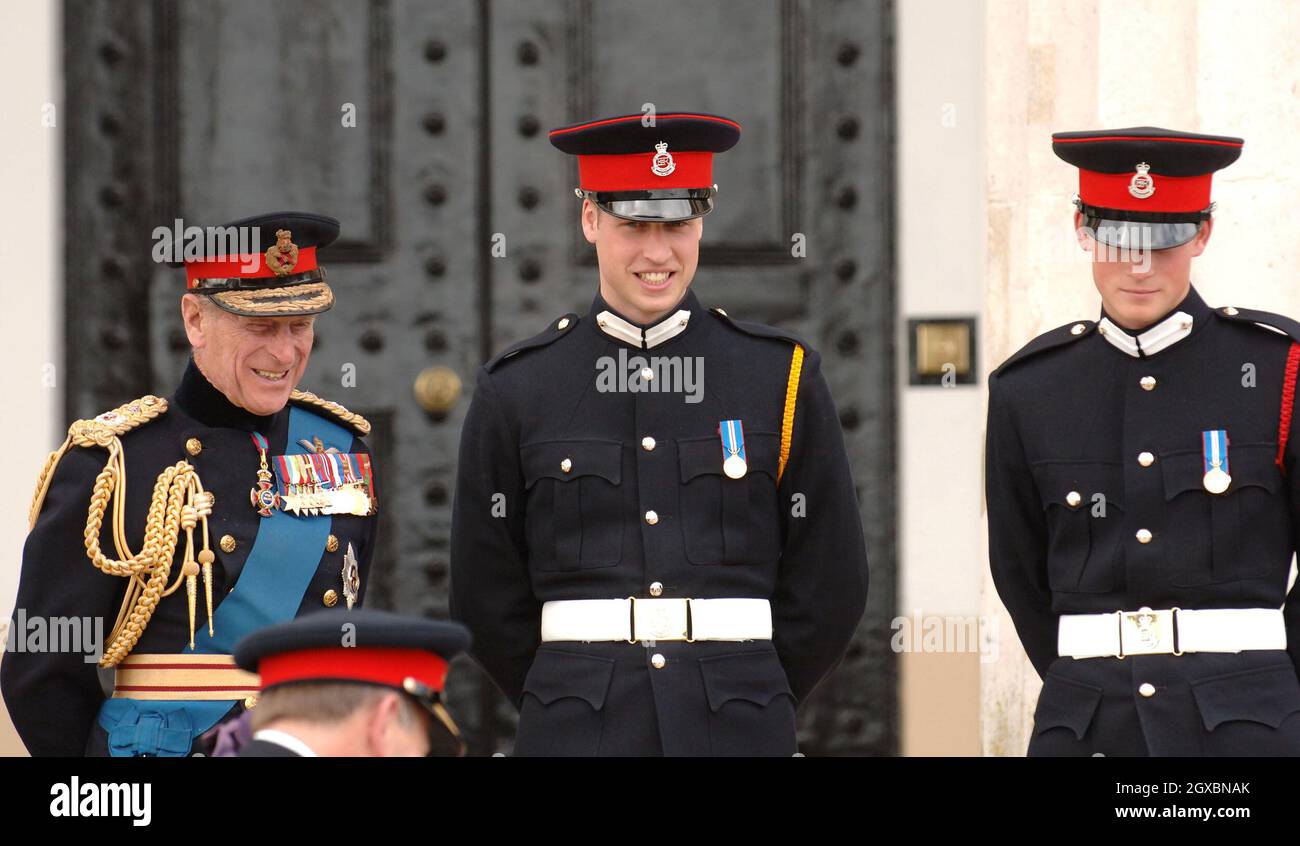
left=413, top=366, right=462, bottom=416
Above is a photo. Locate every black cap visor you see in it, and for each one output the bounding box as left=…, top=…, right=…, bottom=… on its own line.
left=204, top=279, right=336, bottom=317
left=401, top=678, right=465, bottom=756
left=1082, top=215, right=1202, bottom=251
left=1078, top=202, right=1208, bottom=251
left=587, top=188, right=715, bottom=222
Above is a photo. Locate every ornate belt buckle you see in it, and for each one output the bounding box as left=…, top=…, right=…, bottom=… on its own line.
left=631, top=598, right=689, bottom=642
left=1118, top=606, right=1176, bottom=656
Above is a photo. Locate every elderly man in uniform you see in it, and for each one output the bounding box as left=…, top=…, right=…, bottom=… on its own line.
left=1, top=211, right=378, bottom=756
left=987, top=127, right=1300, bottom=756
left=450, top=112, right=869, bottom=756
left=233, top=608, right=469, bottom=757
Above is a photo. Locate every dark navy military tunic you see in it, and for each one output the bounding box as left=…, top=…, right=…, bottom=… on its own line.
left=450, top=288, right=868, bottom=756
left=2, top=361, right=376, bottom=756
left=987, top=285, right=1300, bottom=756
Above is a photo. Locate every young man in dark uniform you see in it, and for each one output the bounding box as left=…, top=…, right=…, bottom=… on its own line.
left=2, top=212, right=378, bottom=756
left=450, top=112, right=869, bottom=756
left=987, top=127, right=1300, bottom=755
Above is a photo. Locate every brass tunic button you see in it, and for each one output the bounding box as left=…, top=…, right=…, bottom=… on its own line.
left=1136, top=528, right=1153, bottom=544
left=323, top=589, right=339, bottom=607
left=1140, top=376, right=1157, bottom=391
left=640, top=367, right=654, bottom=381
left=326, top=534, right=339, bottom=553
left=1065, top=491, right=1082, bottom=508
left=219, top=534, right=236, bottom=553
left=185, top=438, right=202, bottom=456
left=557, top=317, right=571, bottom=330
left=644, top=510, right=659, bottom=525
left=641, top=436, right=656, bottom=451
left=1138, top=683, right=1156, bottom=698
left=651, top=654, right=666, bottom=669
left=561, top=458, right=573, bottom=473
left=1138, top=451, right=1155, bottom=467
left=1070, top=323, right=1086, bottom=335
left=649, top=581, right=664, bottom=597
left=244, top=696, right=259, bottom=710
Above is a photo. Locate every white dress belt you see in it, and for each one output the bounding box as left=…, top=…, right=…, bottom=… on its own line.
left=540, top=598, right=773, bottom=643
left=1058, top=607, right=1286, bottom=658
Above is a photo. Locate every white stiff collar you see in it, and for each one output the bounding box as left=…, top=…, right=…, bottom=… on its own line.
left=253, top=728, right=318, bottom=757
left=596, top=309, right=691, bottom=349
left=1097, top=311, right=1194, bottom=358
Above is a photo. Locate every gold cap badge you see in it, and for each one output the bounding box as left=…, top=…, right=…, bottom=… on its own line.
left=264, top=229, right=300, bottom=277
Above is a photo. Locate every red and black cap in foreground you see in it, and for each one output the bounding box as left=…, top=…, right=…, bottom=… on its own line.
left=1052, top=126, right=1243, bottom=250
left=178, top=211, right=340, bottom=317
left=234, top=608, right=471, bottom=755
left=550, top=111, right=741, bottom=222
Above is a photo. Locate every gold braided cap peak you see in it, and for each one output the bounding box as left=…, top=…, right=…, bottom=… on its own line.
left=67, top=395, right=168, bottom=448
left=289, top=389, right=371, bottom=436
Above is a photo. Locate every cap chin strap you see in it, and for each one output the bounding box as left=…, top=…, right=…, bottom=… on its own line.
left=191, top=267, right=327, bottom=291
left=1071, top=195, right=1215, bottom=223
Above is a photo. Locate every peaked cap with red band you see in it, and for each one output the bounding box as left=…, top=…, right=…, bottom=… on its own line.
left=549, top=111, right=741, bottom=222
left=1052, top=126, right=1243, bottom=250
left=234, top=608, right=471, bottom=753
left=177, top=210, right=340, bottom=317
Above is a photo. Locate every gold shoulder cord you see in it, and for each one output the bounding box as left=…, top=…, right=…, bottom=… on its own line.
left=289, top=389, right=371, bottom=435
left=28, top=396, right=216, bottom=667
left=777, top=344, right=804, bottom=484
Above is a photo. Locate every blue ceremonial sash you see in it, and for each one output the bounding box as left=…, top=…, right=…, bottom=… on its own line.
left=99, top=405, right=352, bottom=755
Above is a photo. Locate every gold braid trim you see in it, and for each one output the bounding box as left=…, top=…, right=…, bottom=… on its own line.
left=29, top=396, right=168, bottom=528
left=212, top=281, right=334, bottom=315
left=777, top=345, right=805, bottom=485
left=27, top=395, right=217, bottom=667
left=289, top=389, right=372, bottom=436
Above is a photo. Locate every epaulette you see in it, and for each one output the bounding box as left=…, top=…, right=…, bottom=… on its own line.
left=707, top=307, right=810, bottom=348
left=1213, top=305, right=1300, bottom=344
left=29, top=394, right=168, bottom=538
left=993, top=320, right=1097, bottom=376
left=289, top=390, right=371, bottom=436
left=485, top=313, right=579, bottom=372
left=66, top=395, right=168, bottom=446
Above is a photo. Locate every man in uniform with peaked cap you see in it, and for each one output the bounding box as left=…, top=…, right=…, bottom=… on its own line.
left=987, top=127, right=1300, bottom=755
left=2, top=211, right=379, bottom=756
left=234, top=608, right=470, bottom=757
left=450, top=111, right=869, bottom=756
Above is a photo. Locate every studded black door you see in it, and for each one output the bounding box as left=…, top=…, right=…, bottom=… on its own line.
left=64, top=0, right=895, bottom=755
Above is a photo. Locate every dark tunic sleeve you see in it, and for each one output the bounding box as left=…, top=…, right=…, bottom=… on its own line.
left=985, top=370, right=1057, bottom=678
left=770, top=348, right=870, bottom=703
left=448, top=369, right=540, bottom=707
left=1281, top=359, right=1300, bottom=678
left=2, top=447, right=124, bottom=756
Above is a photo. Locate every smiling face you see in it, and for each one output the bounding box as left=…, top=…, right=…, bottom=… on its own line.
left=181, top=294, right=314, bottom=415
left=1075, top=211, right=1213, bottom=330
left=581, top=199, right=702, bottom=324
